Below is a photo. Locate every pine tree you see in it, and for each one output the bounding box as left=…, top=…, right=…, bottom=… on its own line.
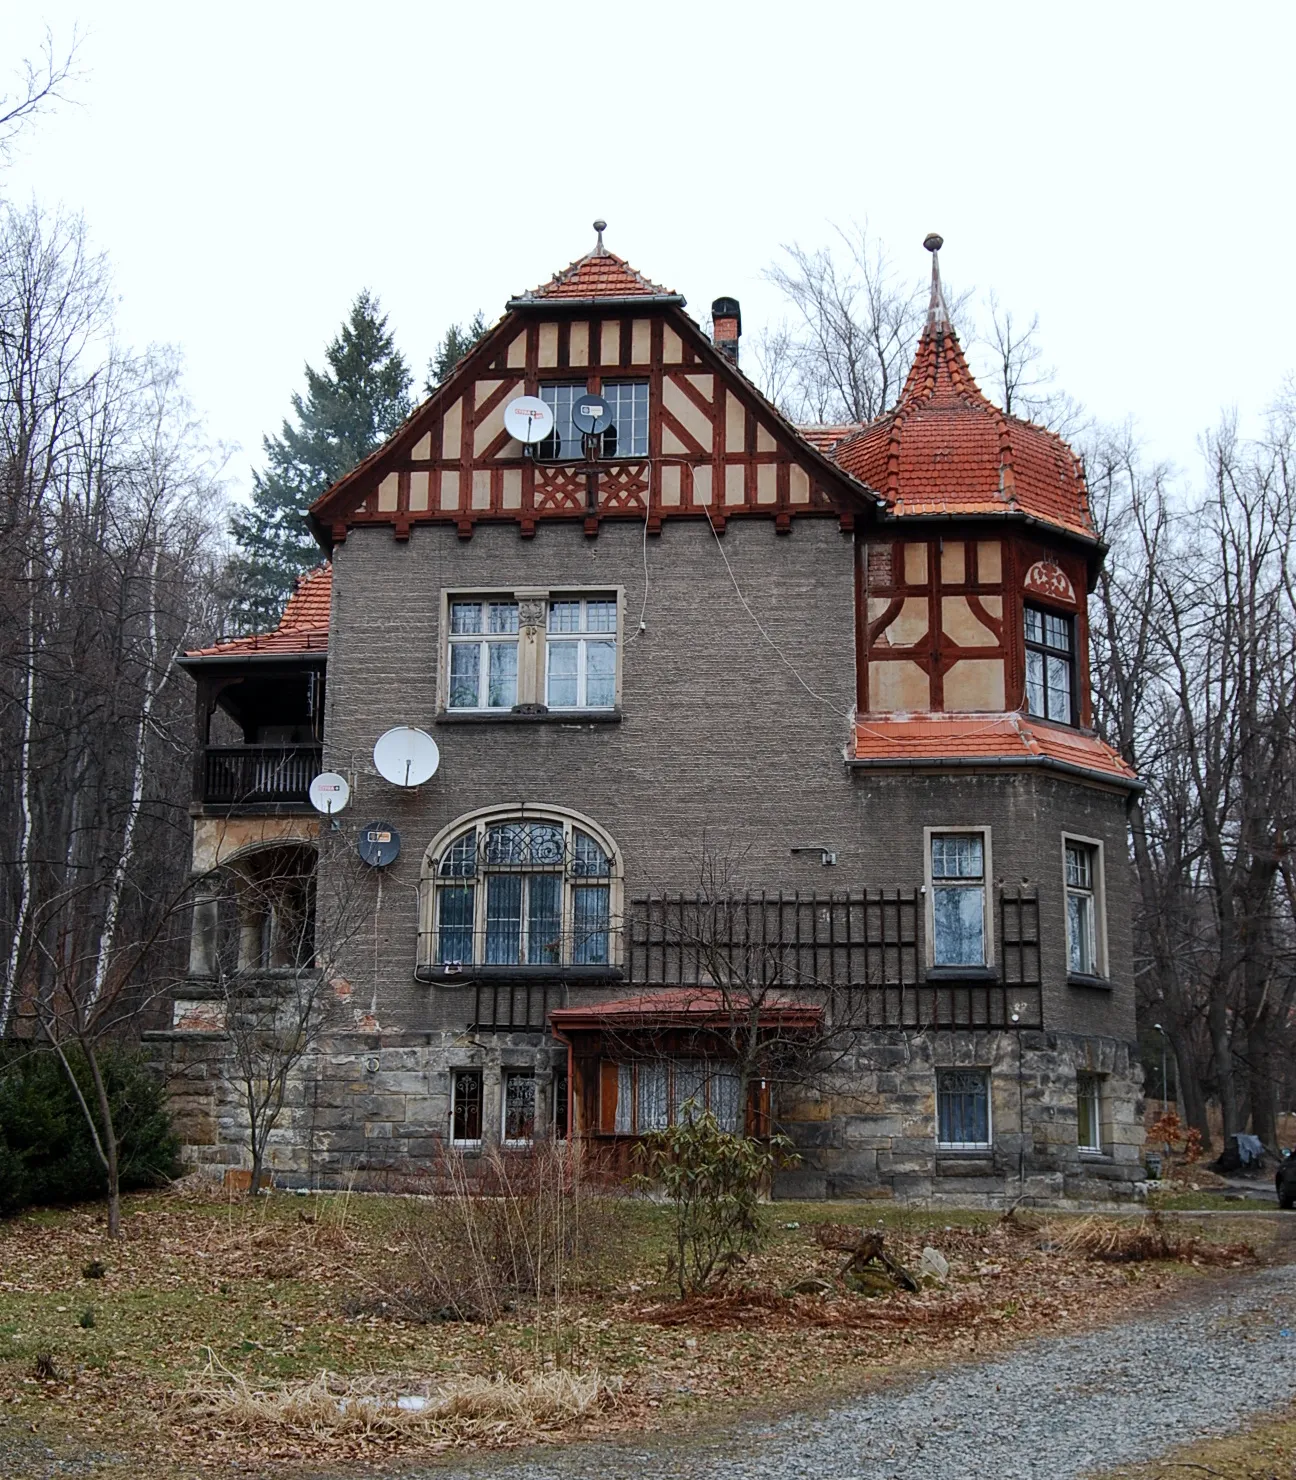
left=425, top=311, right=488, bottom=393
left=228, top=291, right=412, bottom=630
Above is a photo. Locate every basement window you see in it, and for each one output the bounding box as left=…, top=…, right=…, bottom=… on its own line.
left=1077, top=1072, right=1103, bottom=1153
left=936, top=1068, right=991, bottom=1150
left=502, top=1071, right=537, bottom=1146
left=451, top=1068, right=483, bottom=1146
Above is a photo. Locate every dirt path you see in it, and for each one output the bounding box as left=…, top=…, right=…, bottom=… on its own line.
left=352, top=1259, right=1296, bottom=1480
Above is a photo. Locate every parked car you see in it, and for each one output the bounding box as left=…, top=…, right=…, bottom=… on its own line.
left=1277, top=1151, right=1296, bottom=1210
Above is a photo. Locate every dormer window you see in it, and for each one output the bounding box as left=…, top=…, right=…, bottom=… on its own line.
left=537, top=381, right=649, bottom=460
left=1024, top=606, right=1075, bottom=725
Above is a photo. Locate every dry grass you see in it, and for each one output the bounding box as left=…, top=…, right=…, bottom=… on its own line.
left=0, top=1190, right=1284, bottom=1477
left=1090, top=1398, right=1296, bottom=1478
left=1049, top=1212, right=1256, bottom=1266
left=177, top=1350, right=619, bottom=1442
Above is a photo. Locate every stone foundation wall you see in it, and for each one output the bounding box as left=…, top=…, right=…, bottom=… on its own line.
left=149, top=1025, right=1144, bottom=1206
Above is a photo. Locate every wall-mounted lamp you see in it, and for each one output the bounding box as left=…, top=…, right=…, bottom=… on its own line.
left=791, top=846, right=837, bottom=867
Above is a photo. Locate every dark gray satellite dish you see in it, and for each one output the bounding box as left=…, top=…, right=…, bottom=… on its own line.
left=357, top=821, right=401, bottom=868
left=572, top=392, right=612, bottom=436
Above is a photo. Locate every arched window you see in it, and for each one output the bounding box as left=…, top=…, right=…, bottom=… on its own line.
left=421, top=809, right=619, bottom=970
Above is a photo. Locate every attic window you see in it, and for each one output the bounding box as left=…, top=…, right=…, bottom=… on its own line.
left=537, top=381, right=649, bottom=460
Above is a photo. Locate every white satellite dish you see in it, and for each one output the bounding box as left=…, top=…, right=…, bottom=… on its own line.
left=503, top=395, right=554, bottom=446
left=373, top=726, right=440, bottom=788
left=308, top=771, right=351, bottom=815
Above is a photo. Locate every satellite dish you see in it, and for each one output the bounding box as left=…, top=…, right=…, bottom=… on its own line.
left=308, top=772, right=351, bottom=816
left=503, top=395, right=554, bottom=446
left=373, top=726, right=440, bottom=788
left=357, top=821, right=401, bottom=868
left=571, top=392, right=612, bottom=436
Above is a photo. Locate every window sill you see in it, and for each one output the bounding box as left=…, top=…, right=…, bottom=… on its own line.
left=1067, top=972, right=1113, bottom=991
left=925, top=966, right=998, bottom=984
left=436, top=707, right=622, bottom=726
left=416, top=964, right=624, bottom=986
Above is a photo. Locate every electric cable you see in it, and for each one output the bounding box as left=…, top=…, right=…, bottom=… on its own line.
left=708, top=516, right=852, bottom=719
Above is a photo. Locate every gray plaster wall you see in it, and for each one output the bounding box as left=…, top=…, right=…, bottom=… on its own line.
left=318, top=518, right=1134, bottom=1044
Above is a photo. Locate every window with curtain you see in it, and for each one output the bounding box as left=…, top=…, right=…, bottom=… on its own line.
left=1065, top=840, right=1101, bottom=976
left=1077, top=1072, right=1102, bottom=1152
left=429, top=813, right=615, bottom=969
left=930, top=832, right=988, bottom=967
left=936, top=1068, right=991, bottom=1148
left=608, top=1059, right=744, bottom=1134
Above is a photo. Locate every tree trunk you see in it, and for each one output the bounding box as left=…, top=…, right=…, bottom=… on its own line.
left=83, top=1044, right=122, bottom=1238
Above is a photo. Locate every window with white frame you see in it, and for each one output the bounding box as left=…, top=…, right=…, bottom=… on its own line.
left=444, top=590, right=619, bottom=714
left=1064, top=839, right=1103, bottom=977
left=1024, top=606, right=1076, bottom=724
left=601, top=381, right=649, bottom=458
left=929, top=832, right=989, bottom=967
left=546, top=597, right=617, bottom=709
left=447, top=599, right=519, bottom=710
left=502, top=1071, right=537, bottom=1145
left=1077, top=1071, right=1103, bottom=1152
left=936, top=1068, right=991, bottom=1149
left=537, top=381, right=649, bottom=460
left=451, top=1068, right=483, bottom=1145
left=429, top=814, right=615, bottom=968
left=537, top=383, right=584, bottom=460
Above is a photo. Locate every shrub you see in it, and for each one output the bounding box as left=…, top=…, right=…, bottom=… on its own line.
left=383, top=1139, right=623, bottom=1324
left=0, top=1045, right=180, bottom=1215
left=632, top=1109, right=798, bottom=1295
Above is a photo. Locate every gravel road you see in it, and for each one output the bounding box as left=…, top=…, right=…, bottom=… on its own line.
left=395, top=1262, right=1296, bottom=1480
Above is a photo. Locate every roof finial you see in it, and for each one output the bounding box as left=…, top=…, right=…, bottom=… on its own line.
left=593, top=219, right=608, bottom=255
left=923, top=232, right=950, bottom=333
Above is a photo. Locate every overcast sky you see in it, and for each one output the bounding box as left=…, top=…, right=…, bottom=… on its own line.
left=2, top=1, right=1291, bottom=501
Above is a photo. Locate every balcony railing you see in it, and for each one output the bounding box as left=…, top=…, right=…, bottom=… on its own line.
left=199, top=745, right=322, bottom=807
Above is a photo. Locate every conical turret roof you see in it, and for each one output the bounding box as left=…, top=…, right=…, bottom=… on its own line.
left=830, top=239, right=1094, bottom=541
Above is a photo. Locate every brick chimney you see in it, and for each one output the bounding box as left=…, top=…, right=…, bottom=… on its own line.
left=711, top=296, right=741, bottom=364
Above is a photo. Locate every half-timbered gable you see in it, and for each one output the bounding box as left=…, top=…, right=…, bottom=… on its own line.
left=308, top=233, right=880, bottom=547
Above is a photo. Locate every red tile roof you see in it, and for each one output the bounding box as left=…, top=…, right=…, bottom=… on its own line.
left=185, top=564, right=331, bottom=659
left=515, top=246, right=679, bottom=304
left=549, top=987, right=823, bottom=1032
left=829, top=325, right=1096, bottom=542
left=850, top=713, right=1137, bottom=786
left=797, top=424, right=862, bottom=455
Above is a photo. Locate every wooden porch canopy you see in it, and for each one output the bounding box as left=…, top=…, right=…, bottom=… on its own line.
left=548, top=987, right=824, bottom=1037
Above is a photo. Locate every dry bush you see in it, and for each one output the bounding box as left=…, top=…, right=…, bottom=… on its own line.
left=177, top=1352, right=618, bottom=1441
left=376, top=1138, right=625, bottom=1324
left=1052, top=1213, right=1254, bottom=1266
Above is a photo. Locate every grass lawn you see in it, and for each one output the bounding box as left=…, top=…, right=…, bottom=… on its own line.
left=1090, top=1400, right=1296, bottom=1479
left=0, top=1187, right=1281, bottom=1477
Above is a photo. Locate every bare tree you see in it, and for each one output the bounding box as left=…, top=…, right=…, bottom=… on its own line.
left=759, top=223, right=930, bottom=426
left=0, top=28, right=82, bottom=161
left=978, top=292, right=1089, bottom=439
left=208, top=838, right=374, bottom=1193
left=0, top=201, right=228, bottom=1232
left=1088, top=406, right=1296, bottom=1149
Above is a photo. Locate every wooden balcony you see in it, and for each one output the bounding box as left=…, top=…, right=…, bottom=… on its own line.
left=198, top=744, right=322, bottom=809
